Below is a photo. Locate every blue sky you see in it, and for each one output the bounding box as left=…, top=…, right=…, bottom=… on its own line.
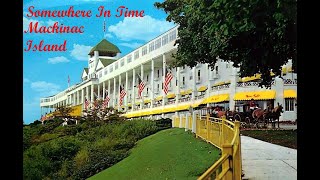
left=23, top=0, right=175, bottom=124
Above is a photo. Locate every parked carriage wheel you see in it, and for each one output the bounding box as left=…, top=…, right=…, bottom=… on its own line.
left=245, top=117, right=251, bottom=128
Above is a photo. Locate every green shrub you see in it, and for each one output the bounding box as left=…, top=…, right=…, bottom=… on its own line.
left=23, top=117, right=163, bottom=179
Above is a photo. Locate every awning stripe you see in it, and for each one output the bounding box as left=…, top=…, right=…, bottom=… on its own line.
left=198, top=86, right=208, bottom=92
left=284, top=89, right=296, bottom=98
left=234, top=90, right=276, bottom=100
left=201, top=94, right=230, bottom=104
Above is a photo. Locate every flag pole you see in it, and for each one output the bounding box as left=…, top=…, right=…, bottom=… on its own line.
left=68, top=75, right=70, bottom=88
left=103, top=18, right=106, bottom=39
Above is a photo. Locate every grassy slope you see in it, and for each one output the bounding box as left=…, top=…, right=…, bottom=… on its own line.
left=241, top=130, right=297, bottom=149
left=89, top=128, right=220, bottom=180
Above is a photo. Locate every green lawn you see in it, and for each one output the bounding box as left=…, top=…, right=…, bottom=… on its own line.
left=89, top=128, right=220, bottom=180
left=241, top=129, right=297, bottom=149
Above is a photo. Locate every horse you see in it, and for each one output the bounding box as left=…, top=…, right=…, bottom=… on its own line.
left=252, top=108, right=268, bottom=128
left=256, top=103, right=284, bottom=128
left=270, top=104, right=284, bottom=128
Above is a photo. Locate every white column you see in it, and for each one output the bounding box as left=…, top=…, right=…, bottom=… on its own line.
left=73, top=93, right=76, bottom=106
left=185, top=113, right=189, bottom=131
left=192, top=67, right=196, bottom=100
left=151, top=59, right=154, bottom=108
left=98, top=84, right=100, bottom=99
left=192, top=110, right=197, bottom=133
left=229, top=67, right=238, bottom=111
left=91, top=84, right=94, bottom=102
left=132, top=69, right=136, bottom=112
left=206, top=64, right=211, bottom=97
left=86, top=86, right=89, bottom=102
left=176, top=67, right=180, bottom=104
left=113, top=78, right=116, bottom=107
left=81, top=88, right=84, bottom=109
left=140, top=64, right=144, bottom=110
left=108, top=80, right=111, bottom=107
left=125, top=71, right=128, bottom=111
left=102, top=81, right=105, bottom=99
left=275, top=77, right=285, bottom=121
left=77, top=90, right=79, bottom=105
left=119, top=75, right=122, bottom=111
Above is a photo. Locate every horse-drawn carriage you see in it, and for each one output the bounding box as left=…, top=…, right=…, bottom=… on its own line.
left=227, top=103, right=283, bottom=128
left=206, top=102, right=283, bottom=129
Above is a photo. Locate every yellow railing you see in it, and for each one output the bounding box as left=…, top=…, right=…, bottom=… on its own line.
left=173, top=116, right=180, bottom=127
left=196, top=114, right=242, bottom=180
left=181, top=116, right=186, bottom=128
left=188, top=116, right=192, bottom=130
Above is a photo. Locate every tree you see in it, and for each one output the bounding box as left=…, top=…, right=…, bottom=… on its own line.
left=55, top=106, right=74, bottom=118
left=155, top=0, right=296, bottom=87
left=82, top=99, right=125, bottom=123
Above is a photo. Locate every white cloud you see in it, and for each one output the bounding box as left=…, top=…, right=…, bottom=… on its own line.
left=46, top=19, right=58, bottom=26
left=108, top=15, right=175, bottom=42
left=70, top=44, right=92, bottom=61
left=48, top=56, right=70, bottom=64
left=31, top=81, right=61, bottom=96
left=24, top=78, right=30, bottom=83
left=23, top=16, right=60, bottom=32
left=23, top=16, right=44, bottom=31
left=119, top=42, right=143, bottom=49
left=24, top=0, right=111, bottom=9
left=104, top=33, right=113, bottom=39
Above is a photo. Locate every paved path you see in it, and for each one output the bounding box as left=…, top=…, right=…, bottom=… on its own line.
left=241, top=136, right=297, bottom=180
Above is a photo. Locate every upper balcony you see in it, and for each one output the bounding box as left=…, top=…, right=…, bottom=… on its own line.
left=99, top=26, right=179, bottom=82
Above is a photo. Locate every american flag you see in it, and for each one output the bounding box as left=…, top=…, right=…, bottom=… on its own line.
left=84, top=98, right=89, bottom=109
left=137, top=76, right=145, bottom=98
left=119, top=85, right=126, bottom=106
left=103, top=90, right=110, bottom=108
left=163, top=68, right=173, bottom=94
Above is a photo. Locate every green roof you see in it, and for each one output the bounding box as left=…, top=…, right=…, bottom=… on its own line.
left=99, top=58, right=116, bottom=67
left=89, top=39, right=121, bottom=55
left=83, top=68, right=88, bottom=74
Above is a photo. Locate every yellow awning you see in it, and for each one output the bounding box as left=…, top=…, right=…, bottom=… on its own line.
left=284, top=90, right=296, bottom=98
left=192, top=101, right=203, bottom=108
left=198, top=86, right=208, bottom=92
left=167, top=93, right=176, bottom=99
left=176, top=104, right=191, bottom=111
left=135, top=101, right=141, bottom=105
left=234, top=90, right=276, bottom=100
left=180, top=89, right=192, bottom=95
left=47, top=113, right=54, bottom=117
left=69, top=104, right=82, bottom=117
left=144, top=99, right=151, bottom=104
left=202, top=94, right=230, bottom=104
left=282, top=67, right=287, bottom=74
left=239, top=74, right=261, bottom=82
left=270, top=71, right=275, bottom=76
left=162, top=106, right=177, bottom=113
left=155, top=96, right=163, bottom=101
left=212, top=81, right=230, bottom=87
left=151, top=108, right=163, bottom=115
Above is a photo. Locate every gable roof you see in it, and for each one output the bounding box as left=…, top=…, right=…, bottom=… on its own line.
left=82, top=68, right=88, bottom=78
left=84, top=68, right=88, bottom=74
left=99, top=58, right=115, bottom=67
left=88, top=39, right=121, bottom=55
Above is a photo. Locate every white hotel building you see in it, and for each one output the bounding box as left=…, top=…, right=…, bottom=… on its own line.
left=40, top=26, right=297, bottom=122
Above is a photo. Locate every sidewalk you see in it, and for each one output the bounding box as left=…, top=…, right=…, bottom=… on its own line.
left=241, top=135, right=297, bottom=180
